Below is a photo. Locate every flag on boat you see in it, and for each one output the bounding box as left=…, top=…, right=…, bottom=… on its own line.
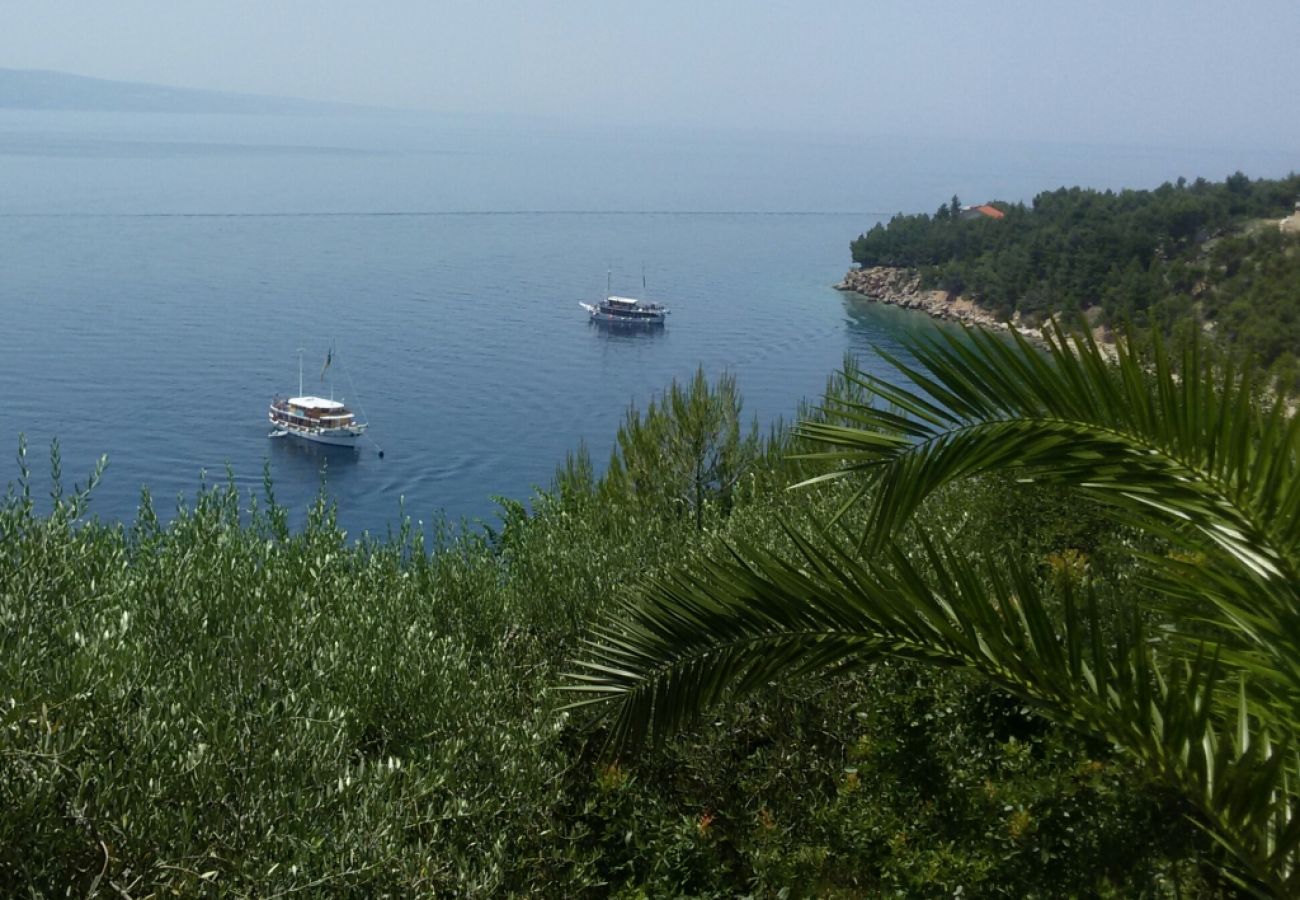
left=320, top=346, right=332, bottom=382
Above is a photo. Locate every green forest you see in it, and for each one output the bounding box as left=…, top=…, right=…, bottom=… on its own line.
left=6, top=324, right=1300, bottom=895
left=850, top=173, right=1300, bottom=389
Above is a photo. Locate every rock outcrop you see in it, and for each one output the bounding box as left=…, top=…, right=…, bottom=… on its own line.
left=834, top=266, right=1006, bottom=330
left=835, top=266, right=1118, bottom=355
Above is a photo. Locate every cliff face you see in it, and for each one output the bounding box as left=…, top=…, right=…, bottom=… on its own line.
left=834, top=266, right=1005, bottom=330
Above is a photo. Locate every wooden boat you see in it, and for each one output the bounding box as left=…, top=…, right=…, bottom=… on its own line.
left=268, top=348, right=367, bottom=447
left=579, top=269, right=669, bottom=326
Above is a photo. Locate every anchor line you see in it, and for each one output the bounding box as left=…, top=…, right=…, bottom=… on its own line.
left=340, top=357, right=385, bottom=458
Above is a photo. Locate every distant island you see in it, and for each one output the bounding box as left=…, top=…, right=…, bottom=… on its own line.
left=838, top=172, right=1300, bottom=389
left=0, top=67, right=377, bottom=115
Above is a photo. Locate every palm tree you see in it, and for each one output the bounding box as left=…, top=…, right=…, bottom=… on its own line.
left=567, top=326, right=1300, bottom=896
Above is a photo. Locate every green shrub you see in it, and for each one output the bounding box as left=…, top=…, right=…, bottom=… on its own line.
left=1, top=366, right=1218, bottom=895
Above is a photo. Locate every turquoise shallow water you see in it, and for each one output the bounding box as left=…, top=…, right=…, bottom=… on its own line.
left=2, top=110, right=1293, bottom=535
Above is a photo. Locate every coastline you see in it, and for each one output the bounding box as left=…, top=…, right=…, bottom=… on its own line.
left=834, top=266, right=1113, bottom=350
left=835, top=265, right=1021, bottom=333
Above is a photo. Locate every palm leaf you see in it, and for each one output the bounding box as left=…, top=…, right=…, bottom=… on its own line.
left=566, top=525, right=1298, bottom=893
left=565, top=325, right=1300, bottom=894
left=795, top=325, right=1300, bottom=701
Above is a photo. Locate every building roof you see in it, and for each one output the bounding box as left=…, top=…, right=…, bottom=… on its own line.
left=288, top=396, right=346, bottom=410
left=968, top=204, right=1005, bottom=219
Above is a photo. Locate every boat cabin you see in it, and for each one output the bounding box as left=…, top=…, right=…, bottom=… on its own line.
left=600, top=296, right=666, bottom=316
left=272, top=395, right=358, bottom=428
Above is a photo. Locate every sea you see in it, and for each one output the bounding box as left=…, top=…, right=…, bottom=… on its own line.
left=2, top=109, right=1295, bottom=537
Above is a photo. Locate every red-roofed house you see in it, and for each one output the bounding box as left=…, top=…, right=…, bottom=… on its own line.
left=960, top=204, right=1005, bottom=220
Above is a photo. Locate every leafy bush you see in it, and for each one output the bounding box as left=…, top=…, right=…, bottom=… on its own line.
left=2, top=361, right=1220, bottom=895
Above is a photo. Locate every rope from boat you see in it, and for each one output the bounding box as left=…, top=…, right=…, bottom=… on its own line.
left=340, top=356, right=385, bottom=459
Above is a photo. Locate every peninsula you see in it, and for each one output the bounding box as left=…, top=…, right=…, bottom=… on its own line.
left=837, top=174, right=1300, bottom=385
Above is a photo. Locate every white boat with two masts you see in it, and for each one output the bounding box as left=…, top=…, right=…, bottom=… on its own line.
left=268, top=348, right=368, bottom=447
left=579, top=269, right=669, bottom=326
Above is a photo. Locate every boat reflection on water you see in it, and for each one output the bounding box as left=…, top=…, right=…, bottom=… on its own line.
left=586, top=316, right=670, bottom=346
left=268, top=429, right=363, bottom=481
left=262, top=433, right=374, bottom=533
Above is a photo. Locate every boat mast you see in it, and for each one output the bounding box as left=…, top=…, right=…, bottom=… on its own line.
left=297, top=348, right=304, bottom=396
left=606, top=266, right=612, bottom=300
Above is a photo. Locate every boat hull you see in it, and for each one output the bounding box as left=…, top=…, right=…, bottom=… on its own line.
left=268, top=410, right=366, bottom=447
left=588, top=311, right=666, bottom=326
left=280, top=427, right=365, bottom=447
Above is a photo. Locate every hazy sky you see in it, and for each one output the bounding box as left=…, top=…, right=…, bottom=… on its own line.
left=5, top=0, right=1300, bottom=149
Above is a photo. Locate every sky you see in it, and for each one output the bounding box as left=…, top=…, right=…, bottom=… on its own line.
left=4, top=0, right=1300, bottom=150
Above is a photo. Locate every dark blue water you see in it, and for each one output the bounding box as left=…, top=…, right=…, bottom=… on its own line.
left=3, top=110, right=1294, bottom=535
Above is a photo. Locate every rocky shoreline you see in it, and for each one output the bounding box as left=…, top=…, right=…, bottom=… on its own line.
left=833, top=266, right=1121, bottom=352
left=834, top=266, right=1011, bottom=331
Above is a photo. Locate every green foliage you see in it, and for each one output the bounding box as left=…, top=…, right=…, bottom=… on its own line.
left=2, top=453, right=572, bottom=894
left=849, top=172, right=1300, bottom=373
left=0, top=357, right=1229, bottom=896
left=571, top=326, right=1300, bottom=896
left=603, top=366, right=763, bottom=530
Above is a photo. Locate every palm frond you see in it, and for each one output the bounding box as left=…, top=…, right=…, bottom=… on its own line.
left=795, top=325, right=1300, bottom=700
left=566, top=525, right=1299, bottom=893
left=566, top=325, right=1300, bottom=894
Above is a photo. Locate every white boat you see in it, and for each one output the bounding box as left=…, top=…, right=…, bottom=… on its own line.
left=268, top=349, right=368, bottom=447
left=579, top=269, right=669, bottom=326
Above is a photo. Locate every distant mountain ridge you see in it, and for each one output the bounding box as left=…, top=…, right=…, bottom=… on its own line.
left=0, top=68, right=377, bottom=115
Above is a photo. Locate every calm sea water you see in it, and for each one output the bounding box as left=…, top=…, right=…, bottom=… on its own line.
left=3, top=110, right=1294, bottom=535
